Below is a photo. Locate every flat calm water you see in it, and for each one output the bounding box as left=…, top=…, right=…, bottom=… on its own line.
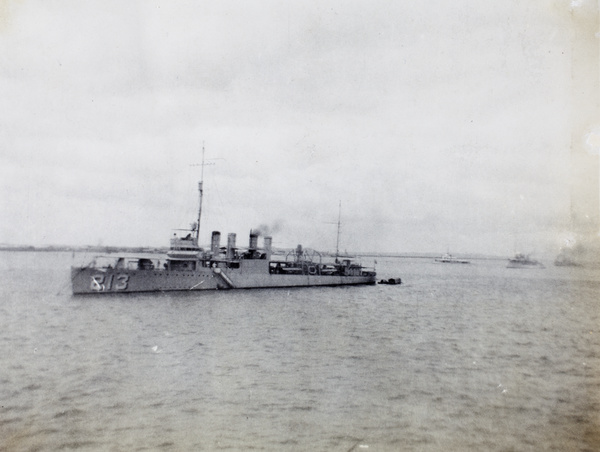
left=1, top=251, right=599, bottom=451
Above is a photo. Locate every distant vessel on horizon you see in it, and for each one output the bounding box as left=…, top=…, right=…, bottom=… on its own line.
left=434, top=253, right=470, bottom=264
left=506, top=253, right=545, bottom=269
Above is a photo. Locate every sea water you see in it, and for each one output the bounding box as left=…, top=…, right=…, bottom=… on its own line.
left=1, top=251, right=599, bottom=451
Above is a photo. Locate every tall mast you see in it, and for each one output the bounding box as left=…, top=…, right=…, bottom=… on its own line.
left=335, top=201, right=341, bottom=260
left=196, top=145, right=205, bottom=240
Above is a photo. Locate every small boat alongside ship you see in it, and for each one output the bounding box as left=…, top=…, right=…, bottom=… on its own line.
left=434, top=253, right=470, bottom=264
left=71, top=161, right=377, bottom=294
left=378, top=277, right=402, bottom=285
left=506, top=253, right=545, bottom=269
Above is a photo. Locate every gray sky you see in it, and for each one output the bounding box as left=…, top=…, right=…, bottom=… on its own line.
left=0, top=1, right=595, bottom=256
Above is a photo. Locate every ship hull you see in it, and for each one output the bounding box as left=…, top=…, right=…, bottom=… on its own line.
left=71, top=266, right=376, bottom=295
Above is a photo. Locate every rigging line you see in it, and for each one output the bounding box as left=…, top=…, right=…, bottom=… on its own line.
left=198, top=158, right=229, bottom=232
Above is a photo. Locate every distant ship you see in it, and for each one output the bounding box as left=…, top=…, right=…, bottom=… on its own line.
left=506, top=253, right=545, bottom=269
left=434, top=253, right=470, bottom=264
left=71, top=156, right=376, bottom=294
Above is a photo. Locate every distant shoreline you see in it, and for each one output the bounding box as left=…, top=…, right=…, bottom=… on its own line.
left=0, top=245, right=507, bottom=260
left=0, top=245, right=167, bottom=254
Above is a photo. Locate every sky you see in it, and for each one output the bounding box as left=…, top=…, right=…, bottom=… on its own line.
left=0, top=0, right=598, bottom=257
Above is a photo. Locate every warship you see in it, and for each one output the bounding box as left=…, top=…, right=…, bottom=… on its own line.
left=71, top=166, right=376, bottom=294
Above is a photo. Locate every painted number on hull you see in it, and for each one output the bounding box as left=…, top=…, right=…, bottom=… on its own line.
left=90, top=274, right=129, bottom=291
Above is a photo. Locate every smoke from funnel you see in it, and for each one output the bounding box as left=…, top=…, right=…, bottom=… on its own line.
left=251, top=221, right=283, bottom=237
